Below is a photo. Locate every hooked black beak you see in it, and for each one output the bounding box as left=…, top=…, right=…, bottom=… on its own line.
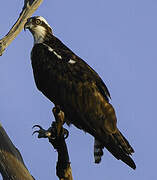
left=24, top=18, right=32, bottom=31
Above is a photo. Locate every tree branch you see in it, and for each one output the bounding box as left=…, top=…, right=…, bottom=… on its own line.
left=33, top=106, right=73, bottom=180
left=0, top=123, right=35, bottom=180
left=0, top=0, right=43, bottom=56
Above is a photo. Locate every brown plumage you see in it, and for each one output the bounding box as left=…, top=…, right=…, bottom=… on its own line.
left=24, top=16, right=136, bottom=169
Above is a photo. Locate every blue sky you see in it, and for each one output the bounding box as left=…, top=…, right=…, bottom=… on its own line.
left=0, top=0, right=156, bottom=179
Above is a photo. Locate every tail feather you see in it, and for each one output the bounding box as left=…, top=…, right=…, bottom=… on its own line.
left=94, top=130, right=136, bottom=169
left=113, top=130, right=134, bottom=155
left=104, top=132, right=136, bottom=169
left=94, top=139, right=103, bottom=163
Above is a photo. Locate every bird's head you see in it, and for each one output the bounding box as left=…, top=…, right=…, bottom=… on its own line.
left=24, top=16, right=53, bottom=44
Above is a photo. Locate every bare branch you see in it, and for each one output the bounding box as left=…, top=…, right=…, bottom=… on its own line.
left=0, top=123, right=35, bottom=180
left=0, top=0, right=43, bottom=56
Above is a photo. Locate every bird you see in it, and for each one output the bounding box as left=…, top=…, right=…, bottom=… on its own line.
left=24, top=16, right=136, bottom=169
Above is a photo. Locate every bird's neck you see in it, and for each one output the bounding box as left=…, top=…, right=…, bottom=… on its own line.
left=42, top=34, right=57, bottom=47
left=33, top=28, right=53, bottom=45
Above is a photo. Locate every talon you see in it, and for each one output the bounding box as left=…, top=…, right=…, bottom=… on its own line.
left=63, top=129, right=69, bottom=139
left=32, top=124, right=52, bottom=138
left=32, top=125, right=43, bottom=129
left=32, top=130, right=40, bottom=136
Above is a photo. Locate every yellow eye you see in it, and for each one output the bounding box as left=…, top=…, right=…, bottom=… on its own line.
left=35, top=19, right=41, bottom=25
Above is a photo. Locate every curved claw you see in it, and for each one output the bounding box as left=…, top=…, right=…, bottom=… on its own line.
left=32, top=125, right=43, bottom=129
left=32, top=124, right=52, bottom=138
left=63, top=129, right=69, bottom=139
left=32, top=130, right=40, bottom=136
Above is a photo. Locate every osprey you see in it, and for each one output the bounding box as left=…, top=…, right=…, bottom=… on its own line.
left=24, top=16, right=136, bottom=169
